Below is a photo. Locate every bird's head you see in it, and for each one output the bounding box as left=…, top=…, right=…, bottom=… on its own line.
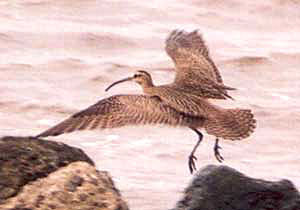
left=105, top=70, right=153, bottom=92
left=131, top=70, right=152, bottom=85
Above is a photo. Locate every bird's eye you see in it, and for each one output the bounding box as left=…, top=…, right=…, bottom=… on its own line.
left=133, top=74, right=139, bottom=78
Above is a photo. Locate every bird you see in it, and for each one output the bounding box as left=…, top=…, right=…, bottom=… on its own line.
left=36, top=29, right=256, bottom=173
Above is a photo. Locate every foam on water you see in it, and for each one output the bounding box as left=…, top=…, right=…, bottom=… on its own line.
left=37, top=119, right=55, bottom=126
left=79, top=141, right=102, bottom=147
left=128, top=138, right=153, bottom=148
left=270, top=93, right=291, bottom=101
left=105, top=134, right=119, bottom=141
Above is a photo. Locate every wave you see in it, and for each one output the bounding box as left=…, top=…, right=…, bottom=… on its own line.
left=223, top=56, right=271, bottom=66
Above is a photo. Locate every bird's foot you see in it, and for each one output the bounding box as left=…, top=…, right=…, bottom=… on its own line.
left=188, top=154, right=197, bottom=174
left=214, top=143, right=224, bottom=163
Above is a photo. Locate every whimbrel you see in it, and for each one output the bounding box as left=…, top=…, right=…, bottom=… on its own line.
left=36, top=30, right=256, bottom=173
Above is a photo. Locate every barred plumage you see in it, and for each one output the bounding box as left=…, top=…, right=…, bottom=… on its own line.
left=204, top=109, right=256, bottom=140
left=165, top=29, right=235, bottom=99
left=37, top=94, right=205, bottom=137
left=37, top=30, right=256, bottom=173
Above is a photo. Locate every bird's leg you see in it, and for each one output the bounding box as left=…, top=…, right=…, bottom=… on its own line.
left=188, top=128, right=203, bottom=174
left=214, top=138, right=224, bottom=162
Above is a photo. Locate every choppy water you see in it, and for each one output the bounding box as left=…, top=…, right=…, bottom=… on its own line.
left=1, top=1, right=300, bottom=209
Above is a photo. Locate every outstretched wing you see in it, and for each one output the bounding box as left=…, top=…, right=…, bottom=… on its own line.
left=36, top=94, right=199, bottom=137
left=165, top=29, right=234, bottom=99
left=165, top=29, right=223, bottom=83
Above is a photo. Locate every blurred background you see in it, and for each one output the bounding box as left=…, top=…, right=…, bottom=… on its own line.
left=0, top=1, right=300, bottom=209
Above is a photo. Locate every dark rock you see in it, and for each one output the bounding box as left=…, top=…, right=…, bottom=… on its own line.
left=171, top=165, right=300, bottom=210
left=0, top=136, right=94, bottom=202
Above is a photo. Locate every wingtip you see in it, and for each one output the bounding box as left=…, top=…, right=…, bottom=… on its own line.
left=226, top=87, right=237, bottom=91
left=34, top=133, right=44, bottom=139
left=35, top=131, right=61, bottom=138
left=223, top=92, right=235, bottom=100
left=225, top=95, right=234, bottom=100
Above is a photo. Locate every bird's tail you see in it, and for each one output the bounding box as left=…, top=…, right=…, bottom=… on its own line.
left=204, top=108, right=256, bottom=140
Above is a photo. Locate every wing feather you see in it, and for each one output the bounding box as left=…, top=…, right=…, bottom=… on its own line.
left=151, top=87, right=221, bottom=118
left=36, top=94, right=204, bottom=137
left=165, top=29, right=235, bottom=99
left=166, top=29, right=222, bottom=82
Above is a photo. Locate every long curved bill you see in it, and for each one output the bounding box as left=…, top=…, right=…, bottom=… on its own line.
left=105, top=77, right=133, bottom=92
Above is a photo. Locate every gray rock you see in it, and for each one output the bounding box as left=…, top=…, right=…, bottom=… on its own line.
left=0, top=162, right=129, bottom=210
left=171, top=165, right=300, bottom=210
left=0, top=136, right=94, bottom=203
left=0, top=136, right=129, bottom=210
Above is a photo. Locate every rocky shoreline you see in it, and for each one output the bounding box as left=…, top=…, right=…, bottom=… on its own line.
left=0, top=136, right=299, bottom=210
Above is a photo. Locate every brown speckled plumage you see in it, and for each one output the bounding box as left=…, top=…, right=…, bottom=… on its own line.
left=165, top=29, right=235, bottom=99
left=37, top=94, right=205, bottom=137
left=37, top=30, right=256, bottom=173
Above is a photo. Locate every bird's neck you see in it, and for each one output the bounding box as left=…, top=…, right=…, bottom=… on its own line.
left=140, top=80, right=155, bottom=95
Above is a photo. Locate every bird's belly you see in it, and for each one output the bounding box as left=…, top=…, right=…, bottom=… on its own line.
left=180, top=114, right=206, bottom=129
